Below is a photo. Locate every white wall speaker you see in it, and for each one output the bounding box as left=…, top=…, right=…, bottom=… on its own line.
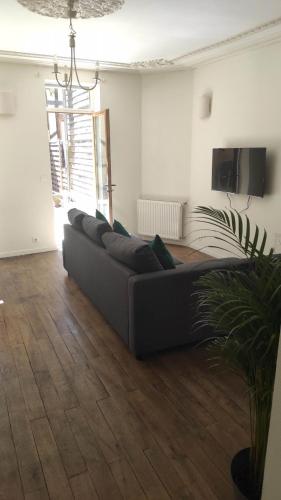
left=199, top=94, right=211, bottom=119
left=0, top=91, right=16, bottom=115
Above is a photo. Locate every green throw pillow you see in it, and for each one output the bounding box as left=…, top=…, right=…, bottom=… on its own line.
left=113, top=219, right=130, bottom=237
left=149, top=234, right=175, bottom=270
left=96, top=209, right=108, bottom=223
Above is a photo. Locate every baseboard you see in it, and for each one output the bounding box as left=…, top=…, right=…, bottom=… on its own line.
left=0, top=246, right=58, bottom=259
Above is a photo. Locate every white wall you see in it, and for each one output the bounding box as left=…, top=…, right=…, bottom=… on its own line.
left=0, top=63, right=141, bottom=257
left=0, top=62, right=55, bottom=257
left=141, top=70, right=193, bottom=202
left=101, top=71, right=141, bottom=232
left=189, top=42, right=281, bottom=256
left=140, top=43, right=281, bottom=255
left=262, top=336, right=281, bottom=500
left=3, top=41, right=281, bottom=256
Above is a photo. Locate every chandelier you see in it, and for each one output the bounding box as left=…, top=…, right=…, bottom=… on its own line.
left=17, top=0, right=125, bottom=91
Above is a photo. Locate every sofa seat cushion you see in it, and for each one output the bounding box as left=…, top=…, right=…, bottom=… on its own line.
left=102, top=232, right=163, bottom=273
left=68, top=208, right=87, bottom=230
left=82, top=215, right=112, bottom=247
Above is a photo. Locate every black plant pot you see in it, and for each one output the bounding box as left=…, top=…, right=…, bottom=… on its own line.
left=231, top=448, right=260, bottom=500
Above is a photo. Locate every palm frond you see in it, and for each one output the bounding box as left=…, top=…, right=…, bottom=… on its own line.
left=192, top=206, right=281, bottom=498
left=192, top=206, right=273, bottom=258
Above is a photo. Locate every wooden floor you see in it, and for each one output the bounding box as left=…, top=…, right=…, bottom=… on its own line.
left=0, top=248, right=249, bottom=500
left=168, top=245, right=213, bottom=263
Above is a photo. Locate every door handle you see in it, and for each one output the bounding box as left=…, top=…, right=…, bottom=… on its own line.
left=105, top=183, right=117, bottom=193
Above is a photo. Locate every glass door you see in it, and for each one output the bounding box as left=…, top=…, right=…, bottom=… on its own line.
left=47, top=108, right=113, bottom=246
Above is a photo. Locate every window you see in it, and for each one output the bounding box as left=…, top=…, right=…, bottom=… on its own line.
left=45, top=84, right=91, bottom=110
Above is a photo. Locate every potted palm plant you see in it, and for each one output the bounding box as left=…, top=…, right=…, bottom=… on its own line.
left=192, top=206, right=281, bottom=500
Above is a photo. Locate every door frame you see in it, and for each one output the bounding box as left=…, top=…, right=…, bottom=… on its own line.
left=47, top=108, right=113, bottom=223
left=92, top=109, right=113, bottom=224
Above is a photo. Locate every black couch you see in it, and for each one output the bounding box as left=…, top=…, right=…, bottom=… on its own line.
left=63, top=219, right=249, bottom=358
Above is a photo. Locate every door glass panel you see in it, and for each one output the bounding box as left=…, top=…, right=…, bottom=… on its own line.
left=66, top=112, right=96, bottom=212
left=47, top=112, right=96, bottom=214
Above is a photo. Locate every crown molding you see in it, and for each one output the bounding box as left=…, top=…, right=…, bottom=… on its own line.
left=0, top=50, right=177, bottom=72
left=1, top=16, right=281, bottom=73
left=0, top=50, right=134, bottom=72
left=129, top=58, right=175, bottom=71
left=128, top=17, right=281, bottom=71
left=173, top=16, right=281, bottom=67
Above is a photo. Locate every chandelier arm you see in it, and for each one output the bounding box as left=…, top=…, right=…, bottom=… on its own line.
left=54, top=41, right=72, bottom=88
left=73, top=46, right=99, bottom=91
left=54, top=71, right=69, bottom=88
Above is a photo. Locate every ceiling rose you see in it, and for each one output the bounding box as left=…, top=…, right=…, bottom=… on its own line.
left=17, top=0, right=125, bottom=18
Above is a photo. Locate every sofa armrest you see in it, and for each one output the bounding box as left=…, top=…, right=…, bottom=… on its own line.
left=128, top=264, right=201, bottom=357
left=128, top=257, right=248, bottom=357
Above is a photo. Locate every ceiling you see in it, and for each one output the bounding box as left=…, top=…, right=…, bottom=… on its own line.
left=1, top=0, right=281, bottom=70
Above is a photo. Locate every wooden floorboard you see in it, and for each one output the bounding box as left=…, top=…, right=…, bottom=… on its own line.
left=0, top=248, right=250, bottom=499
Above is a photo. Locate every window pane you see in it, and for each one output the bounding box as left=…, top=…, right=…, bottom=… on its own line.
left=45, top=85, right=90, bottom=110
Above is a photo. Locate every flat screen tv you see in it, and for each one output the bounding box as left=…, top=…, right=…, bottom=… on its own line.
left=212, top=148, right=266, bottom=197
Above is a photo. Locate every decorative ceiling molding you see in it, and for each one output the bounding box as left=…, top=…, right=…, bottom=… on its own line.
left=172, top=16, right=281, bottom=67
left=17, top=0, right=125, bottom=19
left=0, top=50, right=132, bottom=72
left=0, top=50, right=176, bottom=73
left=1, top=16, right=281, bottom=73
left=129, top=58, right=174, bottom=70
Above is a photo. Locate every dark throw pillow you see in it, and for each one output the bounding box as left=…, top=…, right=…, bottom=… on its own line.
left=149, top=234, right=175, bottom=270
left=82, top=215, right=112, bottom=247
left=68, top=208, right=87, bottom=231
left=96, top=209, right=109, bottom=223
left=113, top=219, right=130, bottom=237
left=102, top=232, right=163, bottom=273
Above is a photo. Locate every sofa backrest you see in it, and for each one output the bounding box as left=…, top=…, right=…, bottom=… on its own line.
left=102, top=231, right=164, bottom=273
left=82, top=215, right=112, bottom=247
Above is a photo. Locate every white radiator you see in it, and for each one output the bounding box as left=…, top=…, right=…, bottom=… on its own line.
left=137, top=199, right=184, bottom=240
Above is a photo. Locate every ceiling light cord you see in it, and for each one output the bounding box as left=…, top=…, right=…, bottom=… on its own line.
left=53, top=0, right=100, bottom=91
